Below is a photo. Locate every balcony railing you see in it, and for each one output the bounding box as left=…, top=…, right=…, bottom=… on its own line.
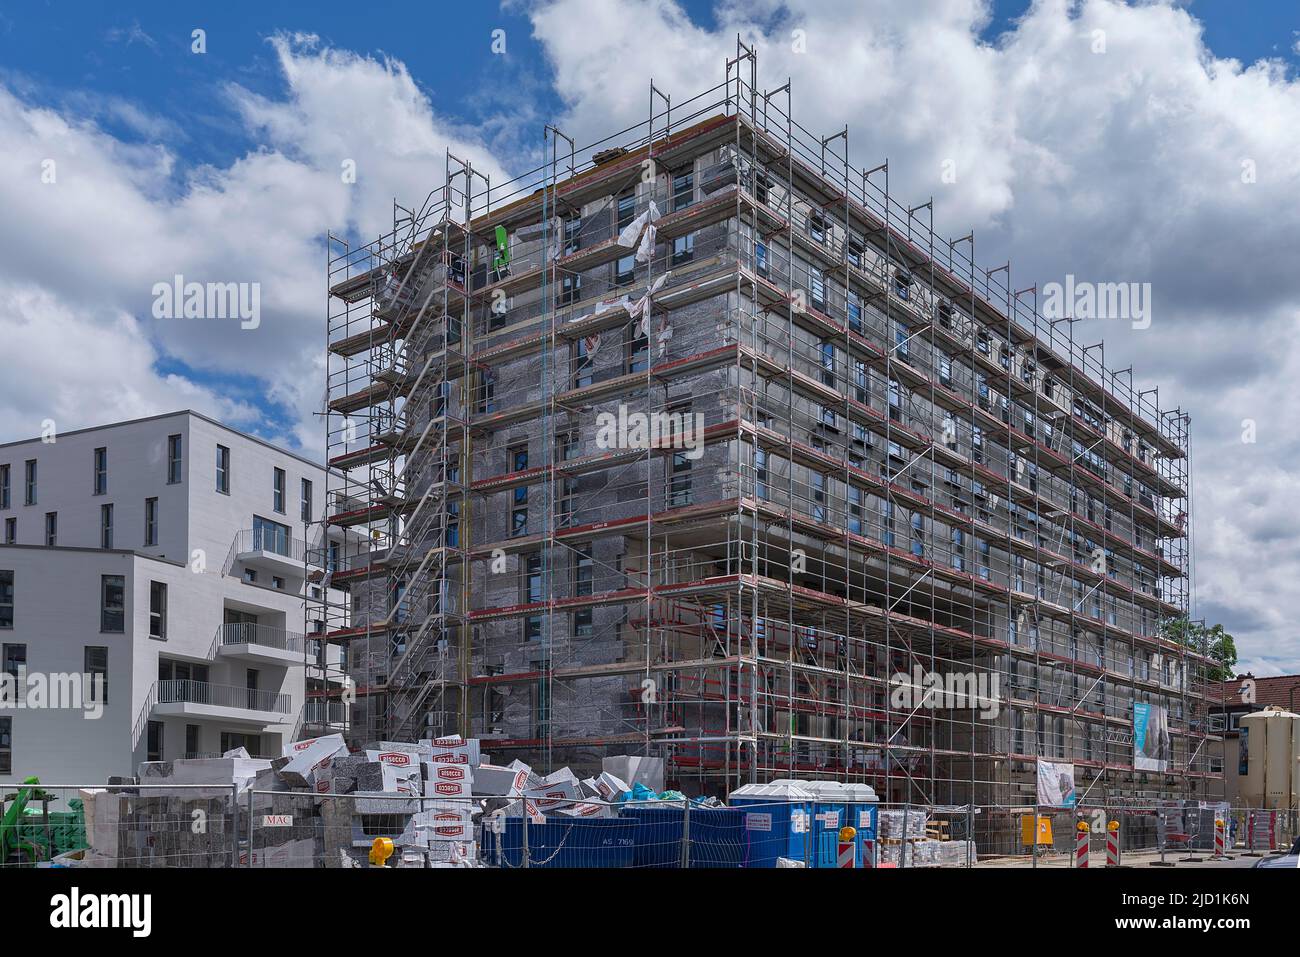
left=214, top=621, right=306, bottom=656
left=230, top=528, right=313, bottom=564
left=302, top=700, right=348, bottom=727
left=156, top=679, right=291, bottom=715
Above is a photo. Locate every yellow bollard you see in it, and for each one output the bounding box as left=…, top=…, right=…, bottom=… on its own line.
left=369, top=836, right=394, bottom=867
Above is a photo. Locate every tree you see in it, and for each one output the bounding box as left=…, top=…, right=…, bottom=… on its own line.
left=1161, top=618, right=1238, bottom=682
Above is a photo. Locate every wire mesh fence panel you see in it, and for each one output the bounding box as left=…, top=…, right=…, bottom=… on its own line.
left=3, top=784, right=241, bottom=868
left=10, top=781, right=1296, bottom=868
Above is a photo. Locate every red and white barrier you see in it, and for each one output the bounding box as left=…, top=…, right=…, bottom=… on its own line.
left=1105, top=821, right=1120, bottom=867
left=838, top=825, right=857, bottom=868
left=1213, top=819, right=1226, bottom=859
left=1075, top=822, right=1090, bottom=868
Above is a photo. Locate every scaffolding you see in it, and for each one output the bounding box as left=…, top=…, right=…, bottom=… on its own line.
left=312, top=45, right=1213, bottom=846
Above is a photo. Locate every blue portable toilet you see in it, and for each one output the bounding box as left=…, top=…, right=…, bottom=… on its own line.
left=727, top=781, right=814, bottom=867
left=842, top=782, right=879, bottom=866
left=802, top=780, right=851, bottom=867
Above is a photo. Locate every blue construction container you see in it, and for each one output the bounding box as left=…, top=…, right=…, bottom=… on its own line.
left=483, top=816, right=636, bottom=868
left=618, top=803, right=746, bottom=868
left=727, top=781, right=814, bottom=867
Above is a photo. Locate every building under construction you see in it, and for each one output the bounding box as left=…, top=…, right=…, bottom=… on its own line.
left=311, top=48, right=1217, bottom=834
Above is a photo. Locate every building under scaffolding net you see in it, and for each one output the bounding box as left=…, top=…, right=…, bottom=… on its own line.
left=310, top=45, right=1215, bottom=838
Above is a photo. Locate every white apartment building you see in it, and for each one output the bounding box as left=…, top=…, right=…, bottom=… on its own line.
left=0, top=411, right=346, bottom=784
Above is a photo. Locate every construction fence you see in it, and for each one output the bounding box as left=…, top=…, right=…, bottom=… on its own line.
left=6, top=785, right=1294, bottom=868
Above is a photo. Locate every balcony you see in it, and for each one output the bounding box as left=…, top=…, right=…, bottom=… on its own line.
left=151, top=679, right=293, bottom=726
left=230, top=528, right=313, bottom=578
left=302, top=699, right=348, bottom=732
left=214, top=622, right=307, bottom=666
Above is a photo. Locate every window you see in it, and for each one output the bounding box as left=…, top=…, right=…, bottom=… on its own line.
left=573, top=608, right=593, bottom=637
left=100, top=503, right=113, bottom=549
left=216, top=445, right=230, bottom=493
left=557, top=271, right=582, bottom=306
left=252, top=515, right=290, bottom=556
left=24, top=459, right=36, bottom=505
left=301, top=478, right=313, bottom=522
left=167, top=434, right=182, bottom=484
left=562, top=214, right=581, bottom=256
left=147, top=721, right=164, bottom=763
left=85, top=646, right=108, bottom=704
left=101, top=575, right=125, bottom=632
left=895, top=322, right=909, bottom=358
left=669, top=451, right=692, bottom=506
left=615, top=253, right=636, bottom=286
left=616, top=191, right=637, bottom=230
left=93, top=447, right=107, bottom=495
left=847, top=292, right=862, bottom=332
left=809, top=267, right=825, bottom=308
left=273, top=467, right=286, bottom=513
left=149, top=581, right=167, bottom=640
left=44, top=511, right=56, bottom=546
left=574, top=543, right=593, bottom=596
left=819, top=340, right=835, bottom=387
left=807, top=211, right=827, bottom=243
left=0, top=463, right=8, bottom=509
left=0, top=716, right=10, bottom=773
left=2, top=643, right=25, bottom=686
left=2, top=519, right=12, bottom=545
left=573, top=338, right=594, bottom=388
left=508, top=445, right=529, bottom=535
left=534, top=676, right=551, bottom=737
left=671, top=232, right=695, bottom=265
left=627, top=324, right=649, bottom=373
left=755, top=241, right=769, bottom=277
left=524, top=552, right=543, bottom=604
left=755, top=448, right=768, bottom=500
left=186, top=724, right=201, bottom=757
left=144, top=497, right=159, bottom=546
left=220, top=731, right=261, bottom=757
left=0, top=571, right=11, bottom=628
left=672, top=171, right=694, bottom=210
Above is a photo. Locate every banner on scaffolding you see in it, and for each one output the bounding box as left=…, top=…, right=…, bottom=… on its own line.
left=1036, top=760, right=1076, bottom=808
left=1133, top=702, right=1171, bottom=772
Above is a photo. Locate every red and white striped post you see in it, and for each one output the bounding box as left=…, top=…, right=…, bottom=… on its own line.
left=838, top=826, right=857, bottom=868
left=1105, top=820, right=1121, bottom=867
left=1075, top=821, right=1090, bottom=869
left=1213, top=819, right=1226, bottom=859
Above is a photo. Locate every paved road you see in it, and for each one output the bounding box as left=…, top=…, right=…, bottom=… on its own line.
left=977, top=847, right=1283, bottom=868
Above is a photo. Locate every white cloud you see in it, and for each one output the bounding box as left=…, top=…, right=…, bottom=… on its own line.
left=2, top=2, right=1297, bottom=672
left=526, top=0, right=1300, bottom=668
left=0, top=33, right=508, bottom=457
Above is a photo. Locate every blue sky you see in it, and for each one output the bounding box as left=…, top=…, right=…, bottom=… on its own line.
left=2, top=0, right=1300, bottom=670
left=4, top=1, right=1296, bottom=176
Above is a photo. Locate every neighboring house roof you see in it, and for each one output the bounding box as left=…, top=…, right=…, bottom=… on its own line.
left=0, top=409, right=327, bottom=473
left=1212, top=674, right=1300, bottom=712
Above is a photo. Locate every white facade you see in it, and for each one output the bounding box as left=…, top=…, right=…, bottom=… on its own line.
left=0, top=410, right=344, bottom=784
